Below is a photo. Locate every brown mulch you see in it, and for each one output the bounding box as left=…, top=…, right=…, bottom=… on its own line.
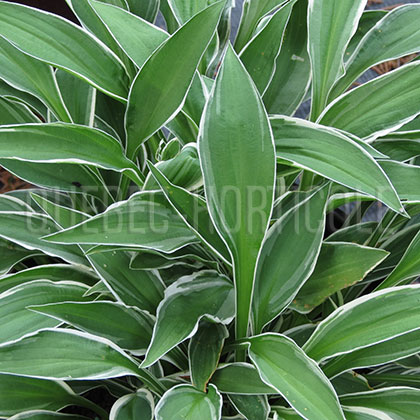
left=0, top=168, right=31, bottom=194
left=372, top=54, right=418, bottom=75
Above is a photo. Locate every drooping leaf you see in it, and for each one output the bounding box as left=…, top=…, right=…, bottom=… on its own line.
left=379, top=160, right=420, bottom=203
left=308, top=0, right=367, bottom=119
left=0, top=329, right=140, bottom=380
left=303, top=285, right=420, bottom=362
left=125, top=2, right=224, bottom=158
left=199, top=45, right=275, bottom=340
left=246, top=333, right=345, bottom=420
left=291, top=242, right=388, bottom=313
left=142, top=271, right=234, bottom=367
left=323, top=329, right=420, bottom=379
left=0, top=1, right=129, bottom=100
left=0, top=36, right=71, bottom=122
left=228, top=394, right=269, bottom=420
left=211, top=363, right=275, bottom=395
left=252, top=185, right=328, bottom=332
left=373, top=132, right=420, bottom=162
left=0, top=96, right=40, bottom=125
left=0, top=374, right=80, bottom=417
left=30, top=301, right=154, bottom=352
left=89, top=0, right=168, bottom=68
left=376, top=229, right=420, bottom=290
left=0, top=123, right=143, bottom=186
left=340, top=387, right=420, bottom=419
left=319, top=63, right=420, bottom=139
left=189, top=321, right=228, bottom=392
left=155, top=384, right=222, bottom=420
left=0, top=212, right=86, bottom=265
left=148, top=163, right=230, bottom=263
left=9, top=411, right=90, bottom=420
left=270, top=116, right=404, bottom=214
left=0, top=264, right=97, bottom=294
left=110, top=389, right=154, bottom=420
left=330, top=4, right=420, bottom=101
left=239, top=1, right=294, bottom=94
left=0, top=280, right=88, bottom=344
left=45, top=191, right=198, bottom=253
left=263, top=0, right=311, bottom=116
left=0, top=239, right=39, bottom=276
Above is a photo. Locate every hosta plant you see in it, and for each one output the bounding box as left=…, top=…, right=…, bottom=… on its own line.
left=1, top=0, right=420, bottom=418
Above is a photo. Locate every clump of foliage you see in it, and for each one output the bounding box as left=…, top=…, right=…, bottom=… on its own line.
left=1, top=0, right=420, bottom=419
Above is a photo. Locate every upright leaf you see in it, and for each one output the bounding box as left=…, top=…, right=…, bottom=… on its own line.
left=330, top=4, right=420, bottom=101
left=125, top=2, right=224, bottom=158
left=229, top=394, right=269, bottom=420
left=89, top=0, right=168, bottom=68
left=0, top=1, right=129, bottom=100
left=319, top=63, right=420, bottom=139
left=142, top=271, right=234, bottom=367
left=168, top=0, right=219, bottom=24
left=303, top=285, right=420, bottom=362
left=199, top=45, right=275, bottom=339
left=270, top=116, right=403, bottom=214
left=246, top=334, right=345, bottom=420
left=308, top=0, right=367, bottom=119
left=125, top=0, right=160, bottom=22
left=263, top=0, right=311, bottom=116
left=0, top=97, right=40, bottom=125
left=252, top=185, right=328, bottom=332
left=239, top=1, right=294, bottom=94
left=0, top=36, right=71, bottom=122
left=155, top=384, right=222, bottom=420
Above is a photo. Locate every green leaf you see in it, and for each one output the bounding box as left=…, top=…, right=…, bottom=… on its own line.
left=291, top=242, right=388, bottom=313
left=379, top=160, right=420, bottom=203
left=0, top=195, right=33, bottom=212
left=125, top=0, right=160, bottom=22
left=155, top=384, right=222, bottom=420
left=239, top=1, right=294, bottom=94
left=376, top=229, right=420, bottom=290
left=252, top=185, right=328, bottom=332
left=263, top=0, right=311, bottom=116
left=0, top=123, right=143, bottom=186
left=199, top=45, right=275, bottom=340
left=110, top=389, right=154, bottom=420
left=308, top=0, right=366, bottom=120
left=0, top=329, right=140, bottom=380
left=323, top=329, right=420, bottom=379
left=30, top=301, right=153, bottom=352
left=45, top=191, right=198, bottom=253
left=9, top=411, right=90, bottom=420
left=55, top=70, right=96, bottom=126
left=0, top=280, right=89, bottom=344
left=246, top=333, right=345, bottom=420
left=0, top=36, right=71, bottom=122
left=319, top=62, right=420, bottom=139
left=125, top=1, right=224, bottom=158
left=189, top=321, right=228, bottom=392
left=0, top=264, right=97, bottom=294
left=0, top=97, right=40, bottom=124
left=270, top=116, right=404, bottom=214
left=0, top=212, right=86, bottom=265
left=0, top=2, right=128, bottom=101
left=168, top=0, right=219, bottom=24
left=89, top=0, right=168, bottom=68
left=342, top=407, right=385, bottom=420
left=0, top=239, right=39, bottom=276
left=148, top=163, right=230, bottom=263
left=373, top=132, right=420, bottom=162
left=303, top=285, right=420, bottom=362
left=142, top=271, right=234, bottom=367
left=330, top=4, right=420, bottom=101
left=228, top=394, right=269, bottom=420
left=211, top=363, right=275, bottom=395
left=0, top=374, right=80, bottom=417
left=341, top=387, right=420, bottom=419
left=234, top=0, right=288, bottom=52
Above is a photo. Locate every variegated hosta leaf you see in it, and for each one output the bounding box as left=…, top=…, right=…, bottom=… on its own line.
left=142, top=271, right=234, bottom=367
left=110, top=389, right=154, bottom=420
